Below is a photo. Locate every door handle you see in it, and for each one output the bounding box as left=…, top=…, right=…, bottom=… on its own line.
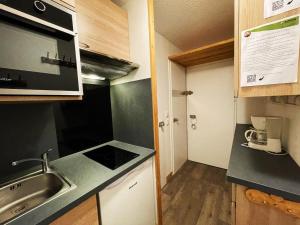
left=173, top=118, right=179, bottom=122
left=159, top=121, right=165, bottom=128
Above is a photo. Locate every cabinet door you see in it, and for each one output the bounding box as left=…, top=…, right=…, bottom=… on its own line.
left=50, top=196, right=99, bottom=225
left=99, top=158, right=156, bottom=225
left=76, top=0, right=130, bottom=61
left=236, top=0, right=300, bottom=97
left=51, top=0, right=76, bottom=10
left=236, top=185, right=300, bottom=225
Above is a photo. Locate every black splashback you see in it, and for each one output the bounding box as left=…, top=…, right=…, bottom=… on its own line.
left=54, top=83, right=114, bottom=156
left=0, top=104, right=59, bottom=183
left=110, top=78, right=154, bottom=149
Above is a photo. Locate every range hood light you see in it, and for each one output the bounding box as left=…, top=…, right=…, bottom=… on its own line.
left=82, top=74, right=106, bottom=81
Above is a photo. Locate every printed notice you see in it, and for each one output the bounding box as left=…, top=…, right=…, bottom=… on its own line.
left=241, top=16, right=300, bottom=87
left=264, top=0, right=300, bottom=18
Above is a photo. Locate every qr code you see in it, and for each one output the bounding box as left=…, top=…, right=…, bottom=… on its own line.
left=247, top=74, right=256, bottom=83
left=272, top=0, right=284, bottom=11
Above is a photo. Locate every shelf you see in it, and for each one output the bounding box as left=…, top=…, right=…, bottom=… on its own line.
left=169, top=38, right=234, bottom=67
left=0, top=95, right=82, bottom=103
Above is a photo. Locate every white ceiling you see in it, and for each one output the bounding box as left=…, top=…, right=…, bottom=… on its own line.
left=112, top=0, right=234, bottom=51
left=154, top=0, right=234, bottom=50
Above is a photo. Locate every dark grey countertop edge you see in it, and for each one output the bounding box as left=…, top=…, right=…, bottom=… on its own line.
left=227, top=175, right=300, bottom=202
left=227, top=124, right=300, bottom=203
left=39, top=151, right=155, bottom=225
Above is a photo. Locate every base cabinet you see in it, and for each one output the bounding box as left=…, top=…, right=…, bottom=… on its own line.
left=50, top=196, right=99, bottom=225
left=234, top=185, right=300, bottom=225
left=99, top=158, right=156, bottom=225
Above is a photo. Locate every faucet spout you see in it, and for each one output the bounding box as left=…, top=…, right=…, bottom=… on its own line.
left=11, top=148, right=53, bottom=173
left=11, top=158, right=45, bottom=166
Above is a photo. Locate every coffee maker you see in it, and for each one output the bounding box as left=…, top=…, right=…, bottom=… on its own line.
left=244, top=116, right=283, bottom=153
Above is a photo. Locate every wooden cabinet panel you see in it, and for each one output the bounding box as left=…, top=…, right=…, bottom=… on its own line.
left=50, top=196, right=99, bottom=225
left=51, top=0, right=76, bottom=10
left=235, top=185, right=300, bottom=225
left=236, top=0, right=300, bottom=97
left=76, top=0, right=130, bottom=61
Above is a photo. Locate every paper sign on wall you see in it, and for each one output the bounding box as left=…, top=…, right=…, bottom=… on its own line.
left=264, top=0, right=300, bottom=18
left=241, top=16, right=300, bottom=87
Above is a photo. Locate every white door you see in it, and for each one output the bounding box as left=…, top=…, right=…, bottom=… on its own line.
left=170, top=62, right=188, bottom=173
left=187, top=60, right=235, bottom=169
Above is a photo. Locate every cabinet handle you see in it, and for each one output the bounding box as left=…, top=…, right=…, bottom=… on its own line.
left=129, top=182, right=138, bottom=190
left=79, top=42, right=90, bottom=49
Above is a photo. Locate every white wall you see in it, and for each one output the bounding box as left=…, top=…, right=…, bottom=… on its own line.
left=265, top=101, right=300, bottom=166
left=155, top=32, right=181, bottom=187
left=111, top=0, right=151, bottom=85
left=236, top=97, right=267, bottom=124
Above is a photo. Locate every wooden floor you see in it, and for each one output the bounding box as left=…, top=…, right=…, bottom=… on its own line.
left=162, top=161, right=231, bottom=225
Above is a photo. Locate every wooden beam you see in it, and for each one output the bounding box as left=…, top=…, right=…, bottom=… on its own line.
left=147, top=0, right=163, bottom=225
left=169, top=38, right=234, bottom=67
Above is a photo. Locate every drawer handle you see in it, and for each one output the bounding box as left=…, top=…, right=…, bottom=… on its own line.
left=129, top=182, right=138, bottom=190
left=79, top=42, right=90, bottom=49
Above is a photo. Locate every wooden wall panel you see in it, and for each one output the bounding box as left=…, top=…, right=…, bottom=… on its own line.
left=76, top=0, right=130, bottom=61
left=236, top=185, right=300, bottom=225
left=237, top=0, right=300, bottom=97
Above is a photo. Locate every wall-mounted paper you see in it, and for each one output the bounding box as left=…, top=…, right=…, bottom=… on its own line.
left=241, top=16, right=300, bottom=87
left=264, top=0, right=300, bottom=18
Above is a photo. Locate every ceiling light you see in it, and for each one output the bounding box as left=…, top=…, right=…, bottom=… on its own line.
left=82, top=74, right=106, bottom=81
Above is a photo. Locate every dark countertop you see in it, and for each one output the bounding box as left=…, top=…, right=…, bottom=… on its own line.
left=6, top=141, right=155, bottom=225
left=227, top=124, right=300, bottom=202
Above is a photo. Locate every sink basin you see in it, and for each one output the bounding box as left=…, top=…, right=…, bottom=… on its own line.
left=0, top=171, right=76, bottom=224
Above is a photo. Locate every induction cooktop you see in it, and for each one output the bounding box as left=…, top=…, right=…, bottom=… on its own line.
left=83, top=145, right=139, bottom=170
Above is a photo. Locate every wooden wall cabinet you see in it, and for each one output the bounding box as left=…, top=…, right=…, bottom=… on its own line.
left=235, top=0, right=300, bottom=97
left=51, top=0, right=76, bottom=10
left=50, top=196, right=100, bottom=225
left=233, top=185, right=300, bottom=225
left=75, top=0, right=130, bottom=61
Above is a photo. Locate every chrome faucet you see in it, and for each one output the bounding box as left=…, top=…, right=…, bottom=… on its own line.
left=11, top=149, right=53, bottom=173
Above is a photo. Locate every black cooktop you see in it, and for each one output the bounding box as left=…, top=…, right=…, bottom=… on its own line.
left=83, top=145, right=139, bottom=170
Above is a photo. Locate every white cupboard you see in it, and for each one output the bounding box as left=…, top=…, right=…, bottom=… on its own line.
left=99, top=158, right=156, bottom=225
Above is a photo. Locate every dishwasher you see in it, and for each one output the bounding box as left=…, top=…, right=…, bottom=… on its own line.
left=99, top=158, right=156, bottom=225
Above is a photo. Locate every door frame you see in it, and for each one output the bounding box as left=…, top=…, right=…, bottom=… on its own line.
left=168, top=60, right=175, bottom=174
left=147, top=0, right=163, bottom=224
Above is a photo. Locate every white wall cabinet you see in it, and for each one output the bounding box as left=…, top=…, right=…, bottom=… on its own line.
left=99, top=158, right=156, bottom=225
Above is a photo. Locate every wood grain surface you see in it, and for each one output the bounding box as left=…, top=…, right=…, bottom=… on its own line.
left=162, top=161, right=231, bottom=225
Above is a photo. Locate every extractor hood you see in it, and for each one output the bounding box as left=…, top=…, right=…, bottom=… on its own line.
left=80, top=49, right=139, bottom=81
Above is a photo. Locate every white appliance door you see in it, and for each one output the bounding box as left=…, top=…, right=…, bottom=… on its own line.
left=170, top=62, right=188, bottom=173
left=99, top=158, right=156, bottom=225
left=187, top=60, right=235, bottom=169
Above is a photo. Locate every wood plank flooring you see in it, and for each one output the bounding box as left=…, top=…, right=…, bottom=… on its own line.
left=162, top=161, right=231, bottom=225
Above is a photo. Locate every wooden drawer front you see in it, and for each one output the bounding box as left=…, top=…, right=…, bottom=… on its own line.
left=76, top=0, right=130, bottom=61
left=236, top=185, right=300, bottom=225
left=50, top=196, right=99, bottom=225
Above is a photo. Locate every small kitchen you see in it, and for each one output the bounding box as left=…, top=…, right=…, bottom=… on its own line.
left=2, top=0, right=300, bottom=225
left=0, top=0, right=159, bottom=225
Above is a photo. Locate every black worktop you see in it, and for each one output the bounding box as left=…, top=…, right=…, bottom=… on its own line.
left=227, top=124, right=300, bottom=202
left=6, top=141, right=155, bottom=225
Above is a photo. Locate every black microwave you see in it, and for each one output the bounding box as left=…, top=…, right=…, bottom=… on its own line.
left=0, top=0, right=83, bottom=95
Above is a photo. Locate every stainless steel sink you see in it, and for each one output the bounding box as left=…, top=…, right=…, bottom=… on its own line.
left=0, top=171, right=76, bottom=224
